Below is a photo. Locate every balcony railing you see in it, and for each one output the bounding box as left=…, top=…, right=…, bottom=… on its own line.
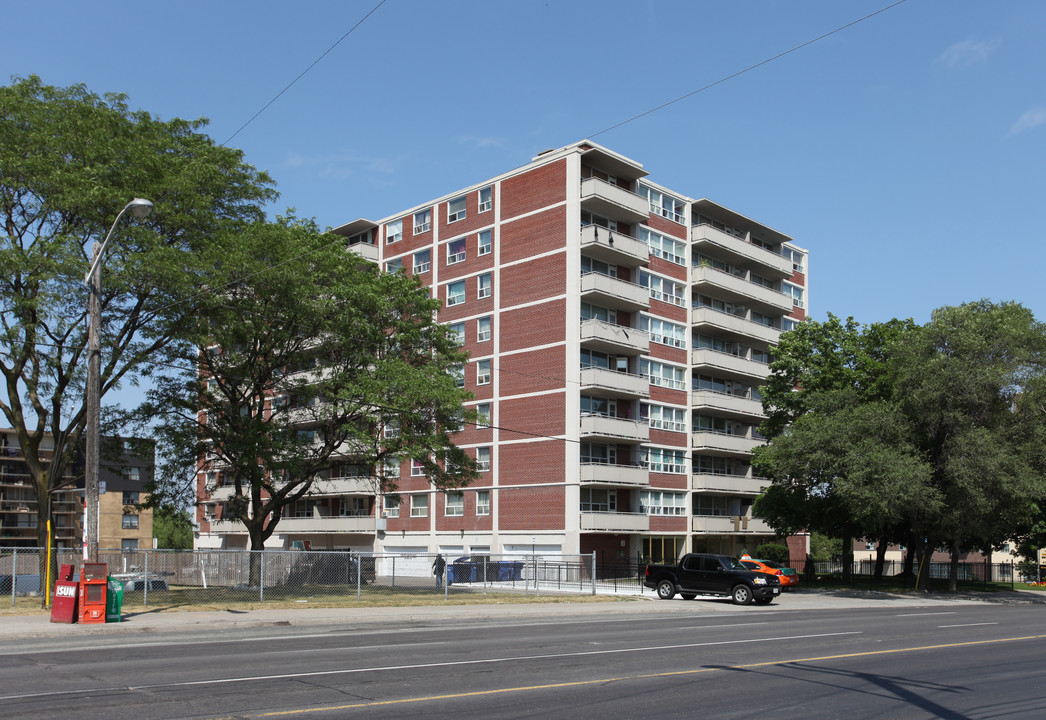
left=690, top=223, right=792, bottom=277
left=580, top=511, right=650, bottom=532
left=579, top=224, right=650, bottom=267
left=580, top=271, right=649, bottom=312
left=580, top=318, right=649, bottom=355
left=580, top=178, right=650, bottom=224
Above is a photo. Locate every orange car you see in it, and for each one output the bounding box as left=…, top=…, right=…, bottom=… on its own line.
left=740, top=558, right=799, bottom=588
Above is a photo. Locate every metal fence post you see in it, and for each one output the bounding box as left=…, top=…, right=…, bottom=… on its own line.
left=591, top=552, right=597, bottom=595
left=143, top=549, right=149, bottom=606
left=10, top=548, right=16, bottom=607
left=356, top=553, right=362, bottom=601
left=260, top=550, right=265, bottom=603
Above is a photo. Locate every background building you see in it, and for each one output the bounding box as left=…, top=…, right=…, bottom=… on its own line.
left=0, top=428, right=154, bottom=550
left=195, top=141, right=807, bottom=564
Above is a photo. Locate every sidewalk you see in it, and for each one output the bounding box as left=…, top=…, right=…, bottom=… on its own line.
left=4, top=587, right=1037, bottom=641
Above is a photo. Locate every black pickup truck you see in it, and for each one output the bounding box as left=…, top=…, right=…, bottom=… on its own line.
left=644, top=553, right=781, bottom=605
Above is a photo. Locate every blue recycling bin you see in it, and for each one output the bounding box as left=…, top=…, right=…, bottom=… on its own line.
left=498, top=562, right=524, bottom=581
left=451, top=559, right=479, bottom=583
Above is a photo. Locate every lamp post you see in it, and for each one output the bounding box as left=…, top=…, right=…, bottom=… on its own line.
left=83, top=198, right=153, bottom=561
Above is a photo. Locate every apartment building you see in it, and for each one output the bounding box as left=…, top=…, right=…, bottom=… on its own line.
left=0, top=428, right=154, bottom=550
left=195, top=141, right=807, bottom=564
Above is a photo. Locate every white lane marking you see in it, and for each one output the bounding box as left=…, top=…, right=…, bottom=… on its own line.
left=938, top=622, right=999, bottom=628
left=0, top=631, right=862, bottom=701
left=896, top=612, right=957, bottom=617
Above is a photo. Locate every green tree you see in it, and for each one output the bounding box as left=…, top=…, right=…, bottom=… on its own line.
left=142, top=217, right=477, bottom=584
left=893, top=301, right=1046, bottom=591
left=0, top=76, right=274, bottom=592
left=152, top=505, right=194, bottom=550
left=754, top=315, right=924, bottom=581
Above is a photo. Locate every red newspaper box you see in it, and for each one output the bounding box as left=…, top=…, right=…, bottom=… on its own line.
left=50, top=563, right=79, bottom=624
left=79, top=562, right=107, bottom=624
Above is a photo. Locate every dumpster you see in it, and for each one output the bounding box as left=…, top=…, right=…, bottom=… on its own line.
left=50, top=564, right=79, bottom=624
left=498, top=561, right=524, bottom=581
left=451, top=557, right=478, bottom=583
left=106, top=577, right=124, bottom=623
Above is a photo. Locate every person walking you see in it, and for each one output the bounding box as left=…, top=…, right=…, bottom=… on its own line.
left=433, top=553, right=447, bottom=588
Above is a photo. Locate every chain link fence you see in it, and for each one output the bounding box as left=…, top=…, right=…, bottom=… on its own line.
left=3, top=547, right=642, bottom=608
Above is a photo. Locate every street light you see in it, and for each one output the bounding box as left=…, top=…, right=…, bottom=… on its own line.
left=83, top=198, right=153, bottom=561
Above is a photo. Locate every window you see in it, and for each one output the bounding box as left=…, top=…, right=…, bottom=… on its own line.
left=476, top=359, right=491, bottom=385
left=447, top=196, right=466, bottom=222
left=581, top=164, right=618, bottom=185
left=385, top=257, right=403, bottom=273
left=477, top=273, right=492, bottom=299
left=383, top=420, right=400, bottom=438
left=383, top=458, right=401, bottom=479
left=782, top=246, right=805, bottom=273
left=121, top=539, right=138, bottom=550
left=639, top=227, right=687, bottom=266
left=581, top=255, right=617, bottom=277
left=451, top=364, right=465, bottom=388
left=638, top=184, right=686, bottom=224
left=447, top=280, right=466, bottom=306
left=639, top=358, right=686, bottom=390
left=447, top=238, right=466, bottom=264
left=477, top=316, right=491, bottom=342
left=346, top=229, right=372, bottom=246
left=580, top=442, right=617, bottom=464
left=122, top=491, right=139, bottom=505
left=751, top=312, right=778, bottom=328
left=784, top=282, right=805, bottom=308
left=580, top=488, right=616, bottom=512
left=476, top=490, right=490, bottom=516
left=478, top=186, right=492, bottom=212
left=414, top=208, right=432, bottom=234
left=581, top=395, right=615, bottom=417
left=411, top=458, right=426, bottom=476
left=478, top=229, right=492, bottom=256
left=386, top=219, right=402, bottom=244
left=639, top=403, right=687, bottom=432
left=122, top=514, right=139, bottom=529
left=639, top=315, right=687, bottom=349
left=639, top=447, right=687, bottom=474
left=445, top=492, right=464, bottom=517
left=580, top=348, right=611, bottom=369
left=640, top=271, right=686, bottom=307
left=476, top=446, right=491, bottom=472
left=694, top=455, right=749, bottom=477
left=476, top=403, right=491, bottom=428
left=383, top=495, right=400, bottom=518
left=410, top=494, right=428, bottom=517
left=693, top=494, right=736, bottom=516
left=449, top=322, right=466, bottom=344
left=580, top=209, right=618, bottom=231
left=340, top=497, right=367, bottom=517
left=581, top=302, right=616, bottom=324
left=413, top=249, right=431, bottom=273
left=640, top=490, right=687, bottom=516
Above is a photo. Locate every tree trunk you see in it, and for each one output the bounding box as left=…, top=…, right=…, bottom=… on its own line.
left=34, top=492, right=55, bottom=609
left=841, top=535, right=853, bottom=583
left=914, top=538, right=932, bottom=592
left=949, top=537, right=961, bottom=593
left=902, top=529, right=916, bottom=579
left=247, top=521, right=265, bottom=587
left=873, top=532, right=889, bottom=582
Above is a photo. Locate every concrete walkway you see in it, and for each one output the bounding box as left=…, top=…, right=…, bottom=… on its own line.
left=3, top=587, right=1041, bottom=641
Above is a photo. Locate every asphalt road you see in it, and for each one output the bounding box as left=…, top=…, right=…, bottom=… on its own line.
left=2, top=602, right=1045, bottom=719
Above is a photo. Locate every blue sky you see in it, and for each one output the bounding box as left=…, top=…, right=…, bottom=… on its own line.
left=5, top=0, right=1045, bottom=327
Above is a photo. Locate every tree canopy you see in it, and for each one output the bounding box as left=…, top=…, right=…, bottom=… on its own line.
left=0, top=75, right=275, bottom=566
left=141, top=216, right=477, bottom=572
left=754, top=303, right=1046, bottom=590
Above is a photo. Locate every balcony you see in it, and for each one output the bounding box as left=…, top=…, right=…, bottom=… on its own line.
left=691, top=348, right=769, bottom=381
left=206, top=518, right=244, bottom=535
left=691, top=306, right=782, bottom=346
left=580, top=178, right=650, bottom=225
left=692, top=266, right=793, bottom=314
left=580, top=511, right=650, bottom=532
left=690, top=223, right=792, bottom=277
left=580, top=224, right=650, bottom=268
left=580, top=272, right=649, bottom=312
left=580, top=414, right=649, bottom=444
left=692, top=473, right=769, bottom=495
left=276, top=515, right=378, bottom=534
left=579, top=367, right=649, bottom=399
left=581, top=319, right=649, bottom=355
left=692, top=515, right=774, bottom=534
left=691, top=431, right=763, bottom=456
left=580, top=463, right=649, bottom=487
left=346, top=242, right=378, bottom=263
left=309, top=476, right=375, bottom=496
left=691, top=389, right=766, bottom=419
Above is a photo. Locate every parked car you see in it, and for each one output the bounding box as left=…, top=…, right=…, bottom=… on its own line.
left=644, top=553, right=781, bottom=605
left=740, top=558, right=800, bottom=588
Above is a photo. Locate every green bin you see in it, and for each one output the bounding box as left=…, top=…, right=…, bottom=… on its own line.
left=106, top=577, right=124, bottom=623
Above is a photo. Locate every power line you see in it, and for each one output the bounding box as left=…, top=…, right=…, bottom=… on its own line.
left=221, top=0, right=390, bottom=147
left=589, top=0, right=908, bottom=139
